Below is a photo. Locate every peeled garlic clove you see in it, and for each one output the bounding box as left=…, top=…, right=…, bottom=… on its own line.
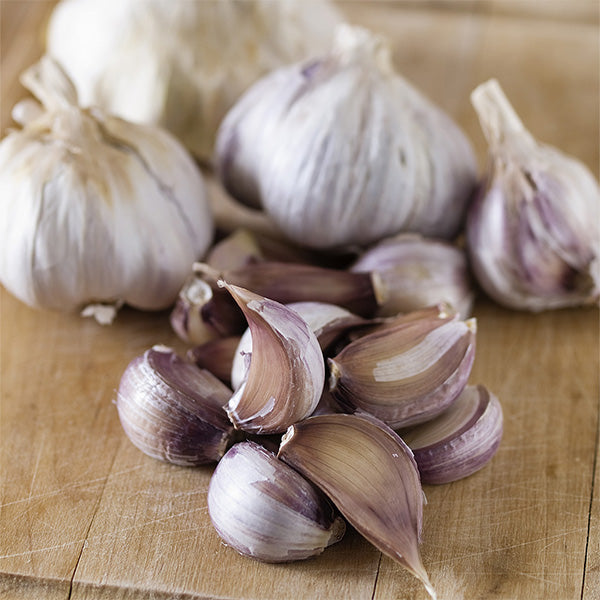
left=0, top=56, right=213, bottom=323
left=329, top=309, right=476, bottom=428
left=467, top=79, right=600, bottom=311
left=351, top=233, right=474, bottom=318
left=399, top=385, right=503, bottom=484
left=219, top=282, right=325, bottom=434
left=208, top=441, right=345, bottom=562
left=116, top=345, right=235, bottom=466
left=169, top=274, right=246, bottom=345
left=46, top=0, right=342, bottom=162
left=211, top=261, right=385, bottom=318
left=216, top=23, right=477, bottom=249
left=187, top=336, right=241, bottom=387
left=278, top=413, right=435, bottom=599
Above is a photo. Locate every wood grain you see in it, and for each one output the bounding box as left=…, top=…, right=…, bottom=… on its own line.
left=1, top=1, right=599, bottom=599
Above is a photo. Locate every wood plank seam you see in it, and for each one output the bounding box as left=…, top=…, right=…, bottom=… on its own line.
left=581, top=397, right=600, bottom=599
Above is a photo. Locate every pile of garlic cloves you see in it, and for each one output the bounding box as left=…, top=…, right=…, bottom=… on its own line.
left=116, top=227, right=506, bottom=599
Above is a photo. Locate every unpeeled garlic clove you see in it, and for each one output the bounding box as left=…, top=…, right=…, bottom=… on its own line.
left=399, top=385, right=503, bottom=484
left=278, top=412, right=435, bottom=599
left=230, top=301, right=372, bottom=391
left=219, top=282, right=325, bottom=434
left=351, top=233, right=474, bottom=318
left=204, top=260, right=385, bottom=318
left=205, top=228, right=264, bottom=271
left=208, top=441, right=346, bottom=562
left=169, top=274, right=246, bottom=345
left=467, top=79, right=600, bottom=311
left=328, top=309, right=476, bottom=428
left=116, top=345, right=235, bottom=466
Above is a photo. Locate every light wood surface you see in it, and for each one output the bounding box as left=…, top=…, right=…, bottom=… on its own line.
left=1, top=2, right=599, bottom=599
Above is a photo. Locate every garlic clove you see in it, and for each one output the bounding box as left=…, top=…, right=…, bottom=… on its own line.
left=208, top=441, right=345, bottom=563
left=169, top=274, right=246, bottom=345
left=467, top=78, right=600, bottom=311
left=350, top=233, right=474, bottom=318
left=230, top=301, right=372, bottom=392
left=205, top=228, right=264, bottom=271
left=203, top=260, right=386, bottom=318
left=219, top=282, right=325, bottom=434
left=187, top=335, right=242, bottom=387
left=278, top=412, right=435, bottom=599
left=399, top=384, right=503, bottom=484
left=216, top=23, right=477, bottom=250
left=116, top=345, right=235, bottom=466
left=328, top=308, right=476, bottom=428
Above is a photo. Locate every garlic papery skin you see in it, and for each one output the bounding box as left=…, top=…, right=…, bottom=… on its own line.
left=46, top=0, right=342, bottom=162
left=399, top=384, right=503, bottom=484
left=116, top=345, right=235, bottom=466
left=208, top=441, right=345, bottom=563
left=328, top=309, right=477, bottom=429
left=278, top=413, right=435, bottom=599
left=169, top=275, right=246, bottom=346
left=467, top=79, right=600, bottom=311
left=0, top=56, right=213, bottom=323
left=219, top=282, right=325, bottom=434
left=187, top=336, right=241, bottom=387
left=351, top=233, right=474, bottom=318
left=216, top=23, right=477, bottom=249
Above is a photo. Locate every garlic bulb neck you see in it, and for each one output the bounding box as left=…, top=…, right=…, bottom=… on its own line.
left=332, top=24, right=393, bottom=75
left=20, top=55, right=78, bottom=112
left=470, top=78, right=534, bottom=148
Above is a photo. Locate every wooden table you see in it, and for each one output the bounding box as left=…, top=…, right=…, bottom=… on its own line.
left=1, top=2, right=598, bottom=599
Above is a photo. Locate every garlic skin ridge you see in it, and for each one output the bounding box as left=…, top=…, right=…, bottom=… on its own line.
left=208, top=441, right=346, bottom=563
left=467, top=78, right=600, bottom=311
left=46, top=0, right=342, bottom=162
left=216, top=23, right=477, bottom=249
left=0, top=56, right=213, bottom=322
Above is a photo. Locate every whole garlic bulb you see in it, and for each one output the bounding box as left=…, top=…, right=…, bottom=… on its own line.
left=0, top=56, right=213, bottom=323
left=216, top=24, right=477, bottom=249
left=46, top=0, right=343, bottom=162
left=467, top=79, right=600, bottom=311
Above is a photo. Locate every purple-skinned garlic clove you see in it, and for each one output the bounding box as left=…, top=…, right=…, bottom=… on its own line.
left=278, top=412, right=436, bottom=599
left=208, top=441, right=345, bottom=562
left=219, top=281, right=325, bottom=434
left=116, top=345, right=235, bottom=466
left=328, top=306, right=476, bottom=428
left=399, top=384, right=503, bottom=484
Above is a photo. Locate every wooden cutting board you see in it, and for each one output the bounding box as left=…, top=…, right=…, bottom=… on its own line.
left=1, top=2, right=598, bottom=599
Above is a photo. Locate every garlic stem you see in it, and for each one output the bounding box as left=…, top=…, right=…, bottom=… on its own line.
left=470, top=78, right=533, bottom=147
left=20, top=55, right=78, bottom=111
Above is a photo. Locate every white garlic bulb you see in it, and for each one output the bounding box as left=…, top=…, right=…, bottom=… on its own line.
left=46, top=0, right=343, bottom=162
left=0, top=56, right=213, bottom=323
left=467, top=79, right=600, bottom=311
left=216, top=24, right=478, bottom=249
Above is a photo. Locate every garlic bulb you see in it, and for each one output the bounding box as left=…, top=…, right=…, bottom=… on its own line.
left=351, top=233, right=474, bottom=318
left=0, top=56, right=213, bottom=323
left=208, top=441, right=345, bottom=562
left=467, top=79, right=600, bottom=311
left=46, top=0, right=343, bottom=162
left=216, top=23, right=477, bottom=249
